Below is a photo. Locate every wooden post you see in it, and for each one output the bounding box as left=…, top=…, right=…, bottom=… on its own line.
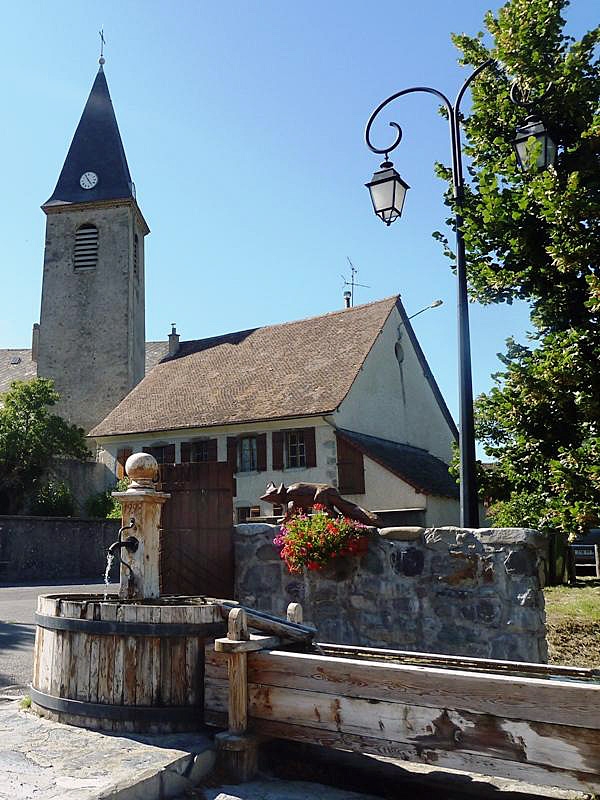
left=595, top=544, right=600, bottom=579
left=287, top=602, right=303, bottom=624
left=227, top=608, right=249, bottom=735
left=214, top=608, right=258, bottom=782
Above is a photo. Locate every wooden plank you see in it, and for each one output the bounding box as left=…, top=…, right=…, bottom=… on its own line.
left=185, top=633, right=201, bottom=707
left=170, top=607, right=187, bottom=707
left=318, top=643, right=600, bottom=681
left=149, top=605, right=161, bottom=705
left=159, top=606, right=171, bottom=706
left=245, top=650, right=600, bottom=730
left=219, top=602, right=316, bottom=642
left=242, top=718, right=600, bottom=794
left=60, top=630, right=72, bottom=699
left=215, top=634, right=281, bottom=653
left=121, top=604, right=137, bottom=708
left=204, top=679, right=600, bottom=776
left=135, top=606, right=153, bottom=706
left=32, top=626, right=42, bottom=690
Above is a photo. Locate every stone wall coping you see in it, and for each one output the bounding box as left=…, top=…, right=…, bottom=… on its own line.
left=377, top=527, right=425, bottom=541
left=433, top=526, right=548, bottom=551
left=235, top=523, right=278, bottom=537
left=0, top=515, right=120, bottom=525
left=234, top=522, right=548, bottom=552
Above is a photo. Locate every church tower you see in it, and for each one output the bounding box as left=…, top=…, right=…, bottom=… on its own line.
left=36, top=61, right=148, bottom=434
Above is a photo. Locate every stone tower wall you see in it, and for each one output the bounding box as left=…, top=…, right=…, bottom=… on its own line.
left=37, top=201, right=146, bottom=433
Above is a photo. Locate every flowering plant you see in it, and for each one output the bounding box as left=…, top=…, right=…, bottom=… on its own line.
left=273, top=504, right=369, bottom=574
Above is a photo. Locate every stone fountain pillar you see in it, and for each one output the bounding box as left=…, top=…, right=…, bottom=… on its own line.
left=112, top=452, right=170, bottom=600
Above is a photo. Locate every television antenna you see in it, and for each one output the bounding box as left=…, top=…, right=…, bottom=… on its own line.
left=341, top=257, right=370, bottom=307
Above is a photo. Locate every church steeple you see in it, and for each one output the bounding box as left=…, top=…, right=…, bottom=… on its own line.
left=44, top=65, right=134, bottom=206
left=37, top=61, right=147, bottom=435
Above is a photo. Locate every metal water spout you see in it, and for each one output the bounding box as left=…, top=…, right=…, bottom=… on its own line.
left=111, top=453, right=170, bottom=600
left=107, top=518, right=139, bottom=598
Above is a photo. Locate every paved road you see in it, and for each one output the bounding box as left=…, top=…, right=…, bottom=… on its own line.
left=0, top=581, right=115, bottom=689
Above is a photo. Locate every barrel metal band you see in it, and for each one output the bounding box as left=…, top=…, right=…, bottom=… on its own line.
left=30, top=687, right=201, bottom=722
left=34, top=612, right=225, bottom=638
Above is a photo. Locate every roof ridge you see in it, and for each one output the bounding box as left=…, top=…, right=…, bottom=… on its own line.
left=162, top=295, right=400, bottom=349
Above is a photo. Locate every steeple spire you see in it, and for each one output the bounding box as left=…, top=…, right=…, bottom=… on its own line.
left=44, top=66, right=133, bottom=206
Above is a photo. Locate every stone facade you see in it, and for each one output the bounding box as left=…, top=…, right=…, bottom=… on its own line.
left=234, top=524, right=549, bottom=663
left=37, top=200, right=147, bottom=434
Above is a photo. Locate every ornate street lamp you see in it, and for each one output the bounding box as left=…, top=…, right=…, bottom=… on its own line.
left=365, top=159, right=410, bottom=225
left=364, top=62, right=496, bottom=528
left=364, top=68, right=558, bottom=528
left=511, top=82, right=556, bottom=172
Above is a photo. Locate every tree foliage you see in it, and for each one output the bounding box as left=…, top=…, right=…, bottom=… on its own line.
left=0, top=379, right=88, bottom=514
left=440, top=0, right=600, bottom=537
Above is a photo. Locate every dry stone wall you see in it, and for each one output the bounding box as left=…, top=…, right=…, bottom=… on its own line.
left=234, top=524, right=549, bottom=663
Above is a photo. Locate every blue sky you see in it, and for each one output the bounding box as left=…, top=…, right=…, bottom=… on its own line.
left=1, top=0, right=596, bottom=436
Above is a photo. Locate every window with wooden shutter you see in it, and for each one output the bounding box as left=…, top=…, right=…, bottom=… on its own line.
left=285, top=430, right=306, bottom=468
left=304, top=427, right=317, bottom=468
left=74, top=223, right=98, bottom=270
left=239, top=436, right=257, bottom=472
left=181, top=442, right=192, bottom=463
left=272, top=431, right=284, bottom=470
left=142, top=444, right=175, bottom=464
left=256, top=433, right=267, bottom=471
left=227, top=437, right=238, bottom=471
left=116, top=447, right=132, bottom=479
left=336, top=433, right=365, bottom=494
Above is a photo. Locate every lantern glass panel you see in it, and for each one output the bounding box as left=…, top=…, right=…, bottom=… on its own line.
left=514, top=119, right=556, bottom=171
left=366, top=167, right=409, bottom=225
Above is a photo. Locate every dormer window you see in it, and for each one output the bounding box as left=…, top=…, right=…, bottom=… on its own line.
left=74, top=223, right=98, bottom=270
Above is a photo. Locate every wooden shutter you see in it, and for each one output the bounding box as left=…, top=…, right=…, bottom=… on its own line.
left=164, top=444, right=176, bottom=464
left=256, top=433, right=267, bottom=471
left=116, top=447, right=132, bottom=479
left=207, top=438, right=218, bottom=462
left=304, top=427, right=317, bottom=468
left=227, top=437, right=238, bottom=471
left=272, top=431, right=284, bottom=470
left=181, top=442, right=192, bottom=463
left=336, top=433, right=365, bottom=494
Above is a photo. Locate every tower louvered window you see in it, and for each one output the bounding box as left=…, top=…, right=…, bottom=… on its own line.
left=133, top=233, right=139, bottom=276
left=74, top=224, right=98, bottom=270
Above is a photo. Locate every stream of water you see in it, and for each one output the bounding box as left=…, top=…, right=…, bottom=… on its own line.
left=103, top=552, right=115, bottom=600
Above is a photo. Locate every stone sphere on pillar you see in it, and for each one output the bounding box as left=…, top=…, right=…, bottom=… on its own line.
left=125, top=452, right=159, bottom=488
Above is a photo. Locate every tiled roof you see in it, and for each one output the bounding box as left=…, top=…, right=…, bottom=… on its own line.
left=0, top=350, right=37, bottom=394
left=0, top=343, right=168, bottom=397
left=90, top=297, right=400, bottom=437
left=336, top=428, right=459, bottom=499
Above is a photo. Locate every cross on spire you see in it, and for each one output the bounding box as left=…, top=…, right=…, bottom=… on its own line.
left=99, top=28, right=106, bottom=65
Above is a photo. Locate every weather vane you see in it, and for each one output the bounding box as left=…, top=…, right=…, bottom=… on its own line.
left=99, top=28, right=106, bottom=65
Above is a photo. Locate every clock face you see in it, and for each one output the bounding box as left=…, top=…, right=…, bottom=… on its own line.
left=80, top=171, right=98, bottom=190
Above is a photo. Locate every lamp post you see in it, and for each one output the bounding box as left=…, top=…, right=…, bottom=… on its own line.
left=364, top=61, right=495, bottom=528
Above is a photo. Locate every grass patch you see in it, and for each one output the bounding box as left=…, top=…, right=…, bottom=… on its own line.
left=19, top=695, right=31, bottom=709
left=544, top=577, right=600, bottom=668
left=544, top=577, right=600, bottom=622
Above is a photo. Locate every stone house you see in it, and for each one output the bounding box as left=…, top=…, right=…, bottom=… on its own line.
left=90, top=296, right=460, bottom=526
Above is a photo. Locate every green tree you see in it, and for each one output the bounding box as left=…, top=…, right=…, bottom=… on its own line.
left=438, top=0, right=600, bottom=537
left=0, top=379, right=88, bottom=514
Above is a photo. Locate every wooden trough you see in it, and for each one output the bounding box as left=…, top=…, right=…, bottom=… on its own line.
left=32, top=593, right=225, bottom=732
left=205, top=607, right=600, bottom=793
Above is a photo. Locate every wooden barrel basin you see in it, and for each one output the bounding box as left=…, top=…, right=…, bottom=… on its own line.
left=31, top=593, right=226, bottom=733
